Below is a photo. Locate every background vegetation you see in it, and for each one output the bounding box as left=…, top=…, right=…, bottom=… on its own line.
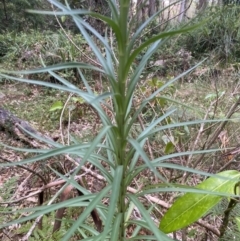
left=1, top=0, right=240, bottom=240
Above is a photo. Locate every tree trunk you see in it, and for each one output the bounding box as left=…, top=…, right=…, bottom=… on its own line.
left=197, top=0, right=208, bottom=11
left=0, top=107, right=37, bottom=137
left=2, top=0, right=8, bottom=21
left=148, top=0, right=155, bottom=16
left=178, top=0, right=186, bottom=22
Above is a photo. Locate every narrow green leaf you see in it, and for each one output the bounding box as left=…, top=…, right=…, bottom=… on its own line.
left=126, top=39, right=162, bottom=103
left=124, top=235, right=158, bottom=240
left=138, top=108, right=176, bottom=140
left=127, top=22, right=206, bottom=71
left=62, top=185, right=112, bottom=241
left=160, top=170, right=240, bottom=234
left=128, top=194, right=173, bottom=241
left=134, top=160, right=236, bottom=184
left=0, top=196, right=95, bottom=228
left=109, top=213, right=122, bottom=241
left=0, top=62, right=103, bottom=74
left=129, top=1, right=182, bottom=50
left=100, top=166, right=123, bottom=240
left=128, top=139, right=166, bottom=182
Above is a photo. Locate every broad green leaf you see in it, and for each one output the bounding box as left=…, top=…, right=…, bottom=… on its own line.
left=49, top=101, right=63, bottom=111
left=160, top=170, right=240, bottom=234
left=164, top=142, right=175, bottom=154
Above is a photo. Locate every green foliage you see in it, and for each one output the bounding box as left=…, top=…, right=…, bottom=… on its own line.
left=223, top=0, right=240, bottom=5
left=49, top=100, right=63, bottom=111
left=0, top=0, right=46, bottom=32
left=0, top=176, right=18, bottom=230
left=0, top=1, right=231, bottom=240
left=160, top=170, right=240, bottom=234
left=183, top=4, right=240, bottom=62
left=0, top=176, right=18, bottom=200
left=212, top=197, right=240, bottom=240
left=16, top=213, right=65, bottom=241
left=0, top=30, right=86, bottom=83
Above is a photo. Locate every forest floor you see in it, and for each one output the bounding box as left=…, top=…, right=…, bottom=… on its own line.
left=1, top=62, right=240, bottom=240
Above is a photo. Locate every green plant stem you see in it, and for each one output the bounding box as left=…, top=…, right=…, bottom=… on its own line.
left=117, top=1, right=131, bottom=240
left=219, top=198, right=237, bottom=238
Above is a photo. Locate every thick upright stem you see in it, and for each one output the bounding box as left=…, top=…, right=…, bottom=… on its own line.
left=117, top=1, right=131, bottom=240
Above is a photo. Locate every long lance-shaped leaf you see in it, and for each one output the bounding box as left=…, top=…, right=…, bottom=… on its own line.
left=0, top=73, right=91, bottom=96
left=78, top=69, right=93, bottom=94
left=50, top=158, right=112, bottom=189
left=128, top=0, right=183, bottom=51
left=100, top=166, right=123, bottom=240
left=107, top=0, right=119, bottom=22
left=0, top=126, right=111, bottom=167
left=1, top=195, right=105, bottom=213
left=28, top=5, right=121, bottom=46
left=28, top=9, right=120, bottom=36
left=109, top=213, right=122, bottom=241
left=48, top=69, right=83, bottom=89
left=127, top=60, right=205, bottom=133
left=0, top=195, right=96, bottom=228
left=129, top=205, right=154, bottom=239
left=48, top=0, right=114, bottom=75
left=157, top=95, right=205, bottom=115
left=0, top=141, right=113, bottom=169
left=0, top=62, right=103, bottom=74
left=145, top=60, right=205, bottom=102
left=137, top=108, right=176, bottom=140
left=125, top=39, right=162, bottom=109
left=127, top=109, right=177, bottom=175
left=72, top=15, right=113, bottom=77
left=61, top=185, right=112, bottom=241
left=49, top=72, right=112, bottom=123
left=139, top=186, right=240, bottom=198
left=131, top=151, right=227, bottom=182
left=76, top=14, right=119, bottom=65
left=139, top=118, right=230, bottom=142
left=128, top=138, right=167, bottom=183
left=0, top=143, right=97, bottom=167
left=105, top=33, right=115, bottom=77
left=126, top=21, right=206, bottom=73
left=66, top=125, right=112, bottom=181
left=78, top=224, right=99, bottom=237
left=160, top=170, right=240, bottom=234
left=128, top=194, right=174, bottom=241
left=0, top=72, right=112, bottom=115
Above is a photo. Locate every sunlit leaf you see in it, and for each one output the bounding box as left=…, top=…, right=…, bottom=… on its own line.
left=49, top=101, right=63, bottom=111
left=164, top=142, right=175, bottom=154
left=160, top=170, right=240, bottom=233
left=61, top=15, right=66, bottom=22
left=236, top=217, right=240, bottom=231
